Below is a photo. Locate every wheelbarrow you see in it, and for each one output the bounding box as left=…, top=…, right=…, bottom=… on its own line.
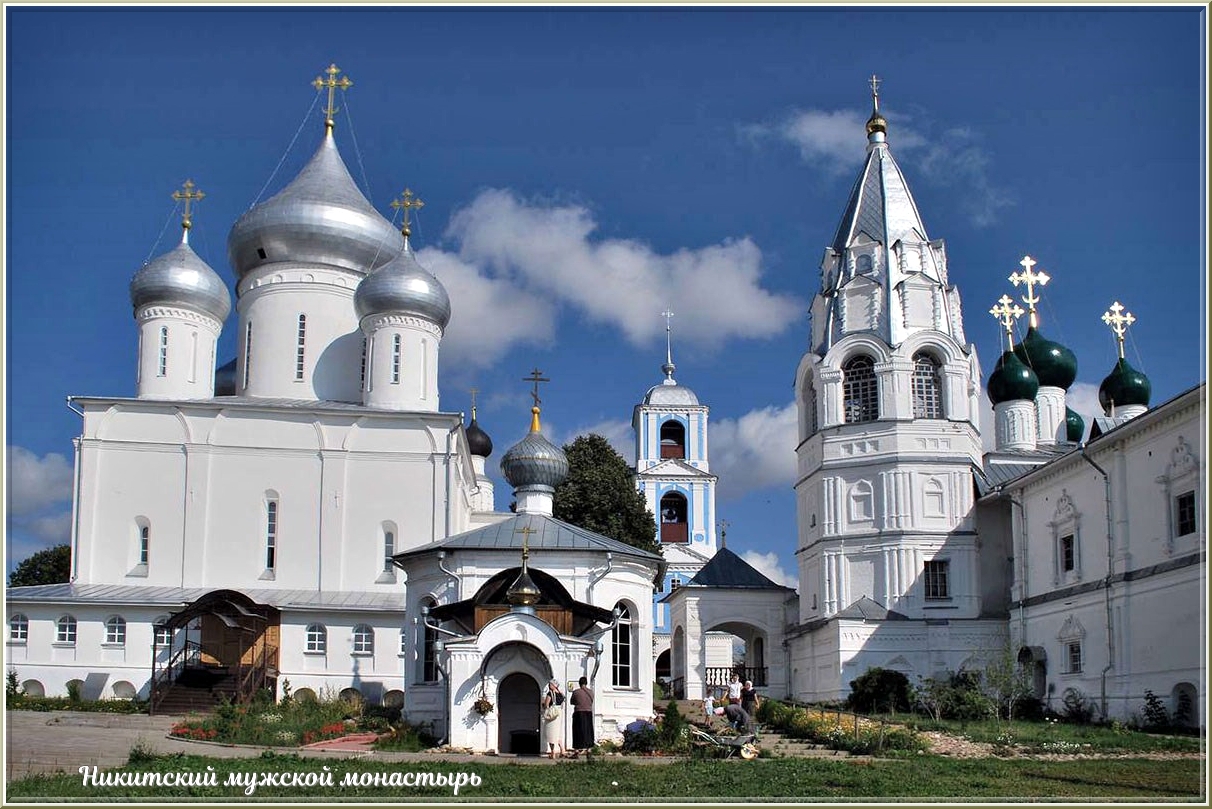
left=689, top=726, right=760, bottom=759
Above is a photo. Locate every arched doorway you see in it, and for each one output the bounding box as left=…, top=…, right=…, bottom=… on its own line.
left=497, top=673, right=541, bottom=755
left=1171, top=682, right=1199, bottom=728
left=1017, top=646, right=1047, bottom=700
left=655, top=649, right=671, bottom=681
left=671, top=626, right=686, bottom=698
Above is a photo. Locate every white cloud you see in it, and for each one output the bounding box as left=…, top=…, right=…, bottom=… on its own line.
left=6, top=446, right=73, bottom=516
left=709, top=403, right=798, bottom=500
left=569, top=418, right=635, bottom=462
left=1067, top=382, right=1103, bottom=442
left=443, top=189, right=803, bottom=348
left=24, top=512, right=72, bottom=545
left=740, top=550, right=798, bottom=591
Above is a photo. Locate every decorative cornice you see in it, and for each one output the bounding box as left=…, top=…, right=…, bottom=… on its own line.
left=136, top=306, right=223, bottom=331
left=363, top=313, right=444, bottom=337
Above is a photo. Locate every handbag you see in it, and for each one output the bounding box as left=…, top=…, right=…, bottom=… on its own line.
left=543, top=704, right=561, bottom=722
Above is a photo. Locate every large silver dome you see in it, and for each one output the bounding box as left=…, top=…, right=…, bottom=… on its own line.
left=501, top=411, right=569, bottom=490
left=130, top=240, right=232, bottom=323
left=227, top=135, right=403, bottom=278
left=354, top=247, right=451, bottom=329
left=643, top=381, right=700, bottom=406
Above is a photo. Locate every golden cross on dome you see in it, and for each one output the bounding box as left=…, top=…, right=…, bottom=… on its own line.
left=172, top=179, right=205, bottom=233
left=313, top=63, right=353, bottom=134
left=1101, top=301, right=1136, bottom=360
left=391, top=188, right=425, bottom=238
left=514, top=524, right=538, bottom=562
left=989, top=294, right=1026, bottom=351
left=1008, top=254, right=1051, bottom=328
left=523, top=368, right=549, bottom=408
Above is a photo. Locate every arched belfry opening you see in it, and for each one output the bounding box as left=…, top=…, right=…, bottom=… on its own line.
left=659, top=492, right=689, bottom=543
left=660, top=420, right=686, bottom=459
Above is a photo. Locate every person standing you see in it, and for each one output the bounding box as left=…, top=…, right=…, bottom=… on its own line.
left=540, top=678, right=565, bottom=759
left=727, top=673, right=742, bottom=705
left=740, top=679, right=760, bottom=717
left=570, top=676, right=594, bottom=753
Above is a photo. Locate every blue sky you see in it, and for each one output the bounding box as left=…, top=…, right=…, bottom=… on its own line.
left=5, top=6, right=1207, bottom=587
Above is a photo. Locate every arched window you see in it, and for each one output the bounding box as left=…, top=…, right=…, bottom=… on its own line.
left=243, top=321, right=253, bottom=389
left=305, top=623, right=327, bottom=654
left=420, top=598, right=439, bottom=682
left=9, top=613, right=28, bottom=642
left=138, top=523, right=150, bottom=566
left=264, top=498, right=279, bottom=571
left=391, top=334, right=402, bottom=384
left=843, top=356, right=878, bottom=424
left=295, top=315, right=307, bottom=381
left=801, top=376, right=818, bottom=438
left=659, top=492, right=689, bottom=543
left=383, top=529, right=396, bottom=573
left=659, top=420, right=686, bottom=459
left=157, top=327, right=169, bottom=377
left=912, top=352, right=943, bottom=419
left=612, top=603, right=634, bottom=688
left=56, top=615, right=77, bottom=645
left=351, top=624, right=374, bottom=655
left=105, top=616, right=127, bottom=646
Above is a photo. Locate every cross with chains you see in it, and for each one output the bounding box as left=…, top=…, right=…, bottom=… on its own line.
left=1009, top=254, right=1050, bottom=327
left=989, top=294, right=1025, bottom=350
left=1101, top=301, right=1136, bottom=360
left=391, top=188, right=425, bottom=237
left=313, top=63, right=353, bottom=131
left=172, top=179, right=205, bottom=231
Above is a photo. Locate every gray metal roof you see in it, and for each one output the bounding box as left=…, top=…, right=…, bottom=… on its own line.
left=130, top=237, right=232, bottom=323
left=830, top=141, right=928, bottom=254
left=643, top=381, right=700, bottom=406
left=977, top=446, right=1076, bottom=495
left=5, top=583, right=402, bottom=612
left=354, top=245, right=451, bottom=329
left=687, top=547, right=793, bottom=590
left=834, top=596, right=908, bottom=621
left=71, top=394, right=463, bottom=421
left=394, top=514, right=664, bottom=562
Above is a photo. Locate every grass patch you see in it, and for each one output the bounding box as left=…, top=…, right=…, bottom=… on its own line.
left=899, top=717, right=1204, bottom=754
left=7, top=751, right=1205, bottom=800
left=7, top=694, right=147, bottom=714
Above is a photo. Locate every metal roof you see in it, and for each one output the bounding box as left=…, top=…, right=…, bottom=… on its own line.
left=834, top=596, right=908, bottom=621
left=687, top=547, right=792, bottom=590
left=5, top=583, right=402, bottom=612
left=394, top=513, right=664, bottom=562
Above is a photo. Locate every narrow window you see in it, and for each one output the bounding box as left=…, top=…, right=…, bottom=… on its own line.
left=383, top=530, right=395, bottom=572
left=421, top=598, right=439, bottom=682
left=9, top=614, right=29, bottom=642
left=391, top=334, right=402, bottom=384
left=157, top=327, right=169, bottom=377
left=295, top=314, right=307, bottom=381
left=842, top=356, right=878, bottom=423
left=1060, top=534, right=1075, bottom=572
left=360, top=338, right=368, bottom=389
left=105, top=616, right=127, bottom=646
left=1067, top=641, right=1083, bottom=673
left=265, top=500, right=278, bottom=570
left=1176, top=491, right=1197, bottom=536
left=57, top=615, right=77, bottom=645
left=924, top=560, right=950, bottom=600
left=612, top=603, right=634, bottom=687
left=188, top=331, right=198, bottom=384
left=305, top=623, right=327, bottom=654
left=139, top=525, right=150, bottom=566
left=352, top=624, right=374, bottom=655
left=243, top=322, right=253, bottom=389
left=911, top=352, right=943, bottom=419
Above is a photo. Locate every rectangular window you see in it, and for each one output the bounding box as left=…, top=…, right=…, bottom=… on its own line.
left=360, top=338, right=368, bottom=389
left=265, top=501, right=278, bottom=570
left=157, top=327, right=169, bottom=377
left=1060, top=534, right=1074, bottom=572
left=154, top=624, right=172, bottom=647
left=391, top=335, right=402, bottom=384
left=1177, top=491, right=1197, bottom=536
left=383, top=531, right=395, bottom=572
left=924, top=560, right=950, bottom=600
left=1067, top=641, right=1082, bottom=673
left=9, top=614, right=29, bottom=642
left=295, top=315, right=307, bottom=381
left=139, top=526, right=150, bottom=566
left=243, top=322, right=253, bottom=389
left=188, top=331, right=198, bottom=384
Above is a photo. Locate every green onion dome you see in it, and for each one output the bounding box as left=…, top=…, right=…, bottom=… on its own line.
left=1098, top=357, right=1151, bottom=414
left=1013, top=327, right=1078, bottom=390
left=988, top=350, right=1040, bottom=405
left=1065, top=407, right=1085, bottom=443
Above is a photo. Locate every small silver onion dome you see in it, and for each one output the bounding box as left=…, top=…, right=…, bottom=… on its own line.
left=500, top=408, right=569, bottom=490
left=227, top=135, right=403, bottom=277
left=353, top=247, right=451, bottom=329
left=643, top=381, right=700, bottom=406
left=130, top=241, right=231, bottom=323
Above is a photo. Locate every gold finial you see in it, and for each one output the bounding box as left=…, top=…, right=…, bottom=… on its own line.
left=1008, top=255, right=1051, bottom=329
left=391, top=188, right=425, bottom=240
left=523, top=368, right=550, bottom=431
left=989, top=294, right=1026, bottom=351
left=506, top=523, right=542, bottom=606
left=866, top=74, right=887, bottom=137
left=1101, top=301, right=1136, bottom=360
left=312, top=63, right=353, bottom=135
left=172, top=179, right=205, bottom=236
left=469, top=387, right=479, bottom=420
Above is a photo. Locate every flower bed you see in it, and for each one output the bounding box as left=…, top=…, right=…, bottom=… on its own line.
left=168, top=693, right=375, bottom=747
left=756, top=700, right=923, bottom=755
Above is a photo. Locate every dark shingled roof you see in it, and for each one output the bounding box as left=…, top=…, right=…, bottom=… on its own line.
left=687, top=547, right=793, bottom=590
left=834, top=595, right=908, bottom=621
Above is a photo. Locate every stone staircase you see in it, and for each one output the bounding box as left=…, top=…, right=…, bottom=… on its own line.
left=657, top=699, right=850, bottom=759
left=153, top=668, right=236, bottom=715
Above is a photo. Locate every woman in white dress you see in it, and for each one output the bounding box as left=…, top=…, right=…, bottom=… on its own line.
left=539, top=678, right=565, bottom=759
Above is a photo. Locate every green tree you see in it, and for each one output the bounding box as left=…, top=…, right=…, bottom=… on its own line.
left=8, top=543, right=71, bottom=587
left=553, top=434, right=659, bottom=555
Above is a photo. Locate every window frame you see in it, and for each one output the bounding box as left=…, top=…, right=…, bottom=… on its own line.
left=9, top=613, right=29, bottom=643
left=911, top=352, right=944, bottom=420
left=420, top=599, right=439, bottom=683
left=265, top=498, right=279, bottom=572
left=351, top=624, right=374, bottom=656
left=923, top=559, right=950, bottom=601
left=295, top=314, right=307, bottom=381
left=139, top=525, right=150, bottom=566
left=1066, top=641, right=1083, bottom=674
left=157, top=326, right=169, bottom=377
left=104, top=616, right=127, bottom=646
left=56, top=615, right=78, bottom=645
left=842, top=355, right=879, bottom=424
left=612, top=603, right=635, bottom=688
left=1176, top=490, right=1197, bottom=537
left=305, top=623, right=327, bottom=655
left=243, top=321, right=253, bottom=389
left=391, top=334, right=402, bottom=384
left=1060, top=534, right=1075, bottom=573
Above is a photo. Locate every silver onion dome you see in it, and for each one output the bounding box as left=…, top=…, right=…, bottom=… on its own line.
left=130, top=240, right=232, bottom=323
left=353, top=247, right=451, bottom=329
left=227, top=135, right=403, bottom=278
left=500, top=409, right=569, bottom=490
left=643, top=381, right=700, bottom=406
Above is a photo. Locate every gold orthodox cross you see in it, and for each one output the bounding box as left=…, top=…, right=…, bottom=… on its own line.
left=391, top=188, right=425, bottom=238
left=989, top=294, right=1025, bottom=351
left=313, top=63, right=353, bottom=133
left=172, top=179, right=205, bottom=232
left=514, top=524, right=538, bottom=561
left=1101, top=301, right=1136, bottom=359
left=523, top=368, right=550, bottom=408
left=1008, top=255, right=1051, bottom=328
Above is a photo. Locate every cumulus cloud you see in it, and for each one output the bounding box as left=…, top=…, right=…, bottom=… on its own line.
left=23, top=512, right=73, bottom=545
left=744, top=107, right=1011, bottom=227
left=569, top=418, right=635, bottom=462
left=441, top=189, right=803, bottom=349
left=1066, top=382, right=1103, bottom=442
left=709, top=403, right=799, bottom=500
left=741, top=550, right=798, bottom=590
left=7, top=446, right=73, bottom=516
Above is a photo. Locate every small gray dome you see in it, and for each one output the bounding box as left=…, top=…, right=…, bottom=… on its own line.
left=501, top=409, right=569, bottom=490
left=353, top=247, right=451, bottom=329
left=130, top=240, right=231, bottom=323
left=227, top=135, right=403, bottom=278
left=643, top=381, right=700, bottom=406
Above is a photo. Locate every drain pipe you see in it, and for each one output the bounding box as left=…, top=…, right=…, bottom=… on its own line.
left=437, top=551, right=461, bottom=595
left=1006, top=494, right=1029, bottom=646
left=1079, top=444, right=1115, bottom=721
left=423, top=606, right=463, bottom=746
left=587, top=553, right=613, bottom=599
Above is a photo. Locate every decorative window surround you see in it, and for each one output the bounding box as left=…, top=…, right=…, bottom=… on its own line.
left=1057, top=615, right=1086, bottom=675
left=1049, top=490, right=1082, bottom=585
left=1156, top=436, right=1201, bottom=556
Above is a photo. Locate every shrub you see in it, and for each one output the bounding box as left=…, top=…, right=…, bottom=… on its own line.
left=7, top=669, right=21, bottom=698
left=621, top=720, right=660, bottom=754
left=846, top=668, right=911, bottom=714
left=66, top=681, right=82, bottom=703
left=659, top=700, right=688, bottom=752
left=374, top=720, right=438, bottom=751
left=1141, top=690, right=1169, bottom=729
left=1061, top=688, right=1095, bottom=724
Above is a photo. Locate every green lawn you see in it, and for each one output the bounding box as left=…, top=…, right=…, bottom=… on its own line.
left=898, top=717, right=1204, bottom=754
left=7, top=752, right=1205, bottom=801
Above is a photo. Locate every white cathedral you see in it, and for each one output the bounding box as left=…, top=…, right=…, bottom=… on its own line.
left=6, top=70, right=1204, bottom=740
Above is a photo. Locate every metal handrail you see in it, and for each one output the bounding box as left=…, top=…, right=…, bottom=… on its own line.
left=150, top=639, right=202, bottom=714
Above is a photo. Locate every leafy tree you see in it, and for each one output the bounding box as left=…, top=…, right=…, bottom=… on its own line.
left=553, top=434, right=659, bottom=555
left=8, top=543, right=71, bottom=587
left=846, top=667, right=911, bottom=714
